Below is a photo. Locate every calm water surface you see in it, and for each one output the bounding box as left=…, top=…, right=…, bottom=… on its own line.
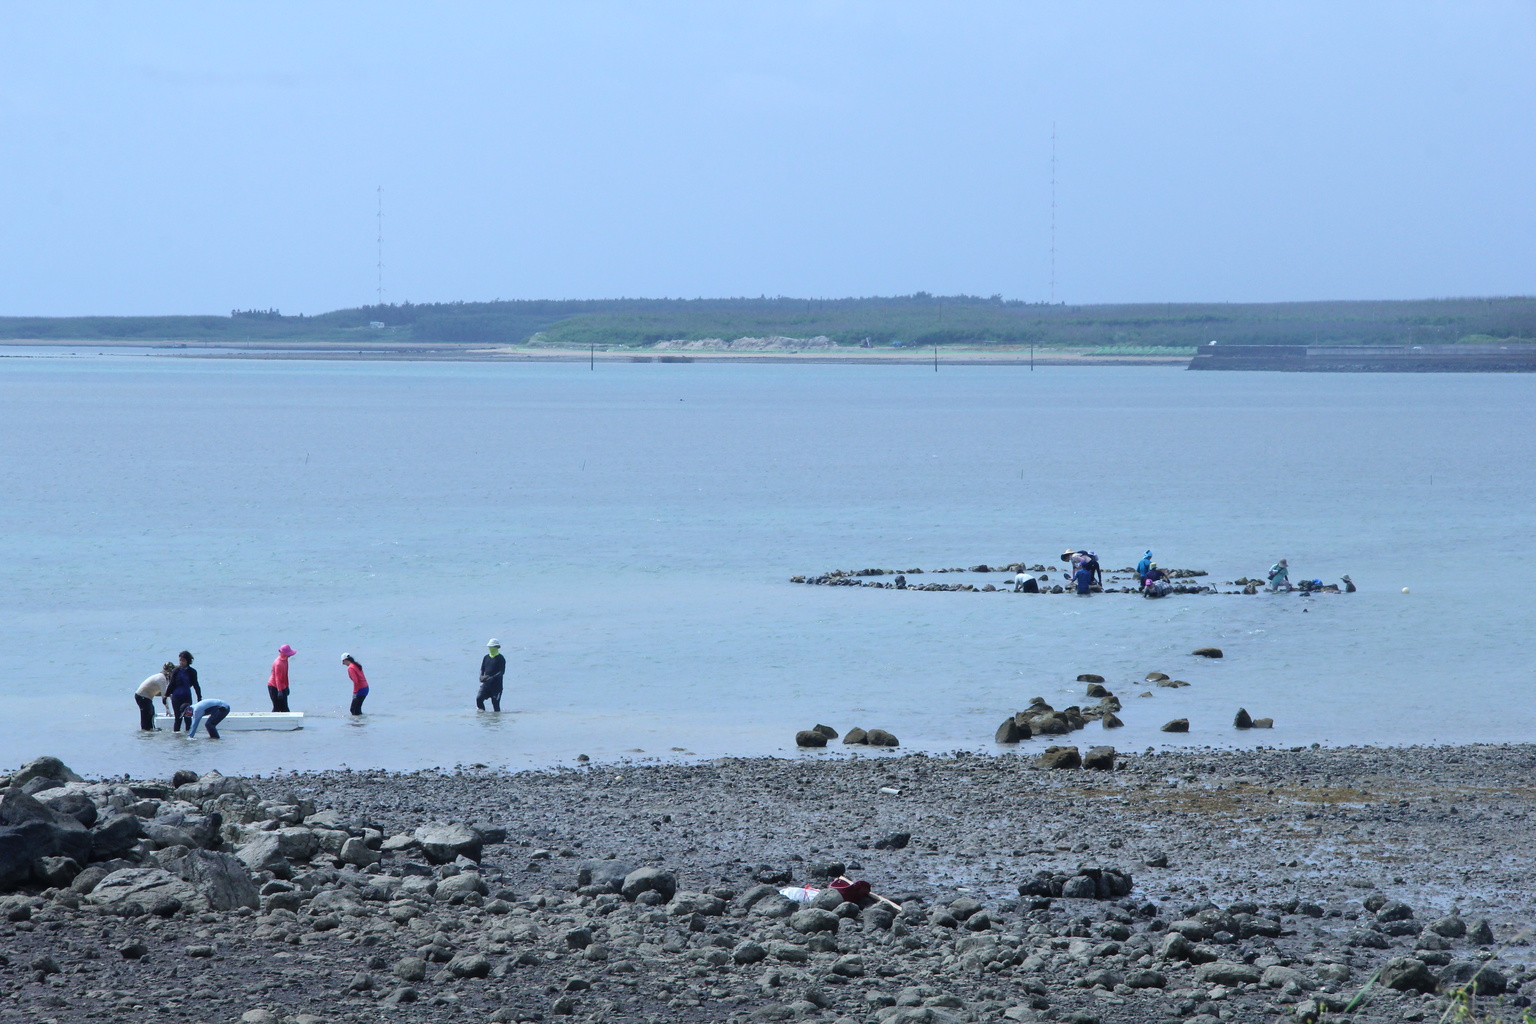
left=1, top=355, right=1532, bottom=777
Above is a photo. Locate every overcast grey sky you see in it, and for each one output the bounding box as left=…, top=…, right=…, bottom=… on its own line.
left=1, top=2, right=1532, bottom=315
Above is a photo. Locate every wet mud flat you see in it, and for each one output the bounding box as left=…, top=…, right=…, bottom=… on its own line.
left=3, top=744, right=1535, bottom=1024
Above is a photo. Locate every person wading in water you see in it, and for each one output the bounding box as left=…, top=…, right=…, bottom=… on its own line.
left=477, top=639, right=506, bottom=712
left=167, top=651, right=202, bottom=733
left=342, top=654, right=369, bottom=716
left=268, top=644, right=295, bottom=712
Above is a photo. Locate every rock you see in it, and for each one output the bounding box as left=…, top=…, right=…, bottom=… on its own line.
left=812, top=724, right=838, bottom=740
left=145, top=823, right=197, bottom=850
left=732, top=941, right=768, bottom=964
left=873, top=832, right=911, bottom=850
left=1197, top=960, right=1262, bottom=986
left=33, top=856, right=81, bottom=888
left=394, top=956, right=428, bottom=982
left=790, top=907, right=840, bottom=933
left=842, top=728, right=868, bottom=745
left=185, top=944, right=214, bottom=958
left=240, top=1010, right=277, bottom=1024
left=1379, top=957, right=1438, bottom=992
left=1037, top=746, right=1081, bottom=769
left=1375, top=899, right=1415, bottom=923
left=1438, top=960, right=1506, bottom=995
left=1124, top=969, right=1166, bottom=988
left=1160, top=719, right=1189, bottom=733
left=413, top=822, right=483, bottom=863
left=70, top=862, right=114, bottom=894
left=1261, top=965, right=1314, bottom=990
left=994, top=719, right=1023, bottom=743
left=1145, top=672, right=1169, bottom=682
left=620, top=867, right=676, bottom=902
left=0, top=826, right=43, bottom=888
left=795, top=730, right=828, bottom=748
left=338, top=836, right=379, bottom=868
left=765, top=940, right=810, bottom=963
left=1077, top=674, right=1105, bottom=684
left=235, top=833, right=289, bottom=877
left=1060, top=876, right=1097, bottom=899
left=865, top=729, right=899, bottom=747
left=1251, top=718, right=1274, bottom=728
left=1233, top=708, right=1253, bottom=729
left=38, top=791, right=97, bottom=828
left=9, top=757, right=83, bottom=789
left=89, top=867, right=205, bottom=914
left=119, top=941, right=149, bottom=960
left=1469, top=918, right=1494, bottom=944
left=90, top=811, right=145, bottom=859
left=1101, top=713, right=1123, bottom=728
left=1192, top=648, right=1223, bottom=658
left=576, top=859, right=633, bottom=893
left=1428, top=914, right=1467, bottom=938
left=172, top=772, right=260, bottom=805
left=1082, top=746, right=1116, bottom=771
left=436, top=871, right=489, bottom=901
left=448, top=952, right=491, bottom=978
left=1085, top=683, right=1109, bottom=698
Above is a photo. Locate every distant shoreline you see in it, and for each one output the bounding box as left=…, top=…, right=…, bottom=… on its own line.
left=0, top=339, right=1190, bottom=366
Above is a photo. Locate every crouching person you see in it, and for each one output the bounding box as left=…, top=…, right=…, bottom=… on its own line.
left=184, top=698, right=231, bottom=739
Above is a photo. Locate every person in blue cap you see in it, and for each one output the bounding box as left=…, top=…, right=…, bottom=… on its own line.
left=1136, top=550, right=1154, bottom=580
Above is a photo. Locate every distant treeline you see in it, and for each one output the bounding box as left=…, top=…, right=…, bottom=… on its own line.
left=2, top=294, right=1534, bottom=348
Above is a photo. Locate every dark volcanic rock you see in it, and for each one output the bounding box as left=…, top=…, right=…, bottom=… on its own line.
left=1082, top=746, right=1116, bottom=771
left=1233, top=708, right=1253, bottom=729
left=1037, top=746, right=1081, bottom=769
left=811, top=724, right=838, bottom=740
left=842, top=728, right=868, bottom=745
left=995, top=719, right=1023, bottom=744
left=795, top=730, right=827, bottom=748
left=620, top=867, right=677, bottom=902
left=1379, top=957, right=1438, bottom=993
left=864, top=729, right=899, bottom=747
left=1192, top=648, right=1223, bottom=658
left=1160, top=719, right=1190, bottom=733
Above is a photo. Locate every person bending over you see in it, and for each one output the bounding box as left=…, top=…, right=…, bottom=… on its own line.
left=184, top=698, right=231, bottom=740
left=135, top=662, right=174, bottom=731
left=343, top=654, right=369, bottom=715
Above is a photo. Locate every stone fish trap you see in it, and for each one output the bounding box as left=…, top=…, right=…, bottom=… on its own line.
left=789, top=562, right=1214, bottom=594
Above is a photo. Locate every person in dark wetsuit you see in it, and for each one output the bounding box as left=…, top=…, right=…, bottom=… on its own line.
left=167, top=651, right=202, bottom=733
left=477, top=639, right=506, bottom=712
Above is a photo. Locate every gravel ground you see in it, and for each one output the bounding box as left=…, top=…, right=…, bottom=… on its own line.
left=3, top=743, right=1535, bottom=1024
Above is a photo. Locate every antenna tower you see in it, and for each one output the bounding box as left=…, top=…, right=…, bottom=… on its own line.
left=1049, top=123, right=1057, bottom=304
left=375, top=186, right=384, bottom=308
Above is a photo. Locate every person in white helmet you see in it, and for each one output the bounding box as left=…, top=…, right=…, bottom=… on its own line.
left=477, top=639, right=506, bottom=712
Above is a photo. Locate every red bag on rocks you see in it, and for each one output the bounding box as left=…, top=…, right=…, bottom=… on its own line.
left=831, top=877, right=871, bottom=902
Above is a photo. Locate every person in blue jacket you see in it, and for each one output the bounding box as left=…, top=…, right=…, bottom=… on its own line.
left=167, top=651, right=202, bottom=733
left=184, top=698, right=231, bottom=739
left=1136, top=550, right=1154, bottom=580
left=1073, top=564, right=1095, bottom=596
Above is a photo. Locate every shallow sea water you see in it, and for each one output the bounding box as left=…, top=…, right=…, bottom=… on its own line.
left=1, top=352, right=1533, bottom=778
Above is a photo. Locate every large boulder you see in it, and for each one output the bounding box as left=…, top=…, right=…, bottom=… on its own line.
left=994, top=719, right=1023, bottom=744
left=172, top=772, right=261, bottom=806
left=0, top=792, right=92, bottom=865
left=235, top=832, right=290, bottom=877
left=38, top=791, right=98, bottom=828
left=1233, top=708, right=1253, bottom=729
left=864, top=730, right=899, bottom=747
left=1036, top=746, right=1081, bottom=770
left=413, top=823, right=483, bottom=864
left=165, top=850, right=259, bottom=911
left=90, top=811, right=146, bottom=859
left=842, top=728, right=868, bottom=745
left=9, top=757, right=83, bottom=789
left=1082, top=747, right=1116, bottom=771
left=794, top=730, right=827, bottom=748
left=1192, top=648, right=1223, bottom=658
left=1378, top=957, right=1437, bottom=993
left=576, top=860, right=633, bottom=894
left=88, top=867, right=205, bottom=914
left=1438, top=961, right=1506, bottom=996
left=0, top=824, right=45, bottom=889
left=620, top=867, right=677, bottom=903
left=1160, top=719, right=1189, bottom=733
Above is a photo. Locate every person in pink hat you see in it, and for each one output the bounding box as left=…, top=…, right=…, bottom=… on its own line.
left=268, top=644, right=296, bottom=711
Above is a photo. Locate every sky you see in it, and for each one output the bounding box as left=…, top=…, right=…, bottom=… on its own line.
left=1, top=2, right=1533, bottom=315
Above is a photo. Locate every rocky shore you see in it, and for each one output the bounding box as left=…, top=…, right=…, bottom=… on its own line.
left=3, top=745, right=1534, bottom=1024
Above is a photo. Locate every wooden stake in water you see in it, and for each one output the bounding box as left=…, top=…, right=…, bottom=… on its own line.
left=934, top=345, right=938, bottom=372
left=590, top=345, right=594, bottom=370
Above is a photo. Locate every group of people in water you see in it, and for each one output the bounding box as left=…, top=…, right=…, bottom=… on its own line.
left=133, top=643, right=373, bottom=738
left=1004, top=549, right=1320, bottom=598
left=132, top=638, right=509, bottom=736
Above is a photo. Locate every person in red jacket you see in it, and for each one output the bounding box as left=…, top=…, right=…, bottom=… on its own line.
left=268, top=644, right=295, bottom=711
left=342, top=654, right=369, bottom=716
